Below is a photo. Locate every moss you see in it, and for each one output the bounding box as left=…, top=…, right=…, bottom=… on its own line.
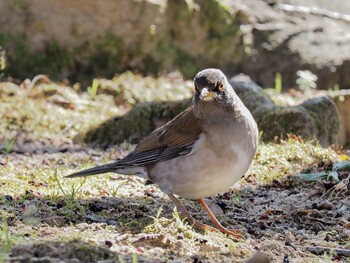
left=0, top=33, right=73, bottom=80
left=11, top=240, right=118, bottom=262
left=0, top=32, right=123, bottom=82
left=74, top=34, right=124, bottom=80
left=255, top=96, right=340, bottom=146
left=302, top=96, right=340, bottom=146
left=82, top=99, right=191, bottom=146
left=257, top=106, right=315, bottom=142
left=174, top=49, right=199, bottom=78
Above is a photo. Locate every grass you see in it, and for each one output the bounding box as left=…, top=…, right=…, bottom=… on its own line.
left=0, top=136, right=340, bottom=261
left=247, top=135, right=338, bottom=183
left=0, top=138, right=15, bottom=154
left=0, top=219, right=14, bottom=261
left=0, top=73, right=346, bottom=262
left=87, top=79, right=99, bottom=97
left=274, top=72, right=282, bottom=93
left=52, top=169, right=87, bottom=199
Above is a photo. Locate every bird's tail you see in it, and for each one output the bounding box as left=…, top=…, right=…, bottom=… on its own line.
left=66, top=162, right=118, bottom=178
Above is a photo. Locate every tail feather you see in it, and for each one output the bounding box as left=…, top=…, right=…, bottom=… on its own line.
left=66, top=162, right=120, bottom=178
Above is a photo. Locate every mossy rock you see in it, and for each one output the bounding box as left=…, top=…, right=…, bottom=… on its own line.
left=329, top=90, right=350, bottom=146
left=302, top=96, right=340, bottom=146
left=81, top=99, right=191, bottom=146
left=256, top=106, right=318, bottom=141
left=11, top=240, right=117, bottom=262
left=231, top=78, right=340, bottom=146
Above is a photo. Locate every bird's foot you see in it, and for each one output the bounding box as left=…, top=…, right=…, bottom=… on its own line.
left=188, top=217, right=243, bottom=239
left=167, top=194, right=244, bottom=239
left=198, top=198, right=244, bottom=239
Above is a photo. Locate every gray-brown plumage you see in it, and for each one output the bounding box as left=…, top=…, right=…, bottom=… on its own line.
left=67, top=68, right=258, bottom=237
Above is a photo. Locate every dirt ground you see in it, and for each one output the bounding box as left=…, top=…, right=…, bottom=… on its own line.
left=2, top=146, right=350, bottom=263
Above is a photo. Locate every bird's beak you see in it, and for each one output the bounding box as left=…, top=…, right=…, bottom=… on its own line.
left=199, top=87, right=215, bottom=101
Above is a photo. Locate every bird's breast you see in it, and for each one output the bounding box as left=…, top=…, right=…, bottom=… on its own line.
left=149, top=119, right=258, bottom=199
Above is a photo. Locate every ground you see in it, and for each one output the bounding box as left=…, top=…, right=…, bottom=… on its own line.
left=0, top=73, right=349, bottom=263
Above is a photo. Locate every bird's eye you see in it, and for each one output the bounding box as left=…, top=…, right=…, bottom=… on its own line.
left=194, top=84, right=200, bottom=94
left=216, top=82, right=224, bottom=92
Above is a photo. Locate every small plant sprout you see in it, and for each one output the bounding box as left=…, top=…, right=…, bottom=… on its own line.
left=99, top=180, right=127, bottom=198
left=87, top=79, right=99, bottom=97
left=0, top=46, right=6, bottom=71
left=274, top=72, right=282, bottom=93
left=296, top=70, right=317, bottom=91
left=52, top=169, right=87, bottom=199
left=1, top=138, right=16, bottom=154
left=258, top=130, right=264, bottom=143
left=172, top=207, right=186, bottom=227
left=118, top=254, right=126, bottom=263
left=147, top=204, right=164, bottom=229
left=132, top=253, right=138, bottom=263
left=0, top=218, right=14, bottom=260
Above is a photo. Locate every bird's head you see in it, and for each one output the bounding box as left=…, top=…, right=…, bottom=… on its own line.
left=193, top=68, right=237, bottom=117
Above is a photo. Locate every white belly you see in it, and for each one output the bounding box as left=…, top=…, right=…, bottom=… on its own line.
left=149, top=133, right=255, bottom=199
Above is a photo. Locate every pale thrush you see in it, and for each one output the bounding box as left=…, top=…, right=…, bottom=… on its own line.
left=67, top=68, right=258, bottom=237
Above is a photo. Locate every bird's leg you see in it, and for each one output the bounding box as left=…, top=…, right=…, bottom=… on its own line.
left=167, top=194, right=218, bottom=232
left=199, top=198, right=243, bottom=239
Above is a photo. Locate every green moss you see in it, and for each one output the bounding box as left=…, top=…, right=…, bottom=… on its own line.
left=75, top=34, right=124, bottom=80
left=11, top=240, right=118, bottom=262
left=82, top=99, right=191, bottom=146
left=7, top=0, right=30, bottom=11
left=255, top=96, right=340, bottom=146
left=248, top=136, right=338, bottom=183
left=257, top=106, right=317, bottom=142
left=0, top=33, right=72, bottom=79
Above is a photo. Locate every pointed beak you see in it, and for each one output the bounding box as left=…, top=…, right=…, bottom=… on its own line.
left=200, top=87, right=215, bottom=101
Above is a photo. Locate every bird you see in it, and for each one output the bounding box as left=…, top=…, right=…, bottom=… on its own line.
left=67, top=68, right=258, bottom=238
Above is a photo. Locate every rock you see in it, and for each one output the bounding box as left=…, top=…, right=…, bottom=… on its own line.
left=246, top=251, right=270, bottom=263
left=236, top=0, right=350, bottom=89
left=10, top=241, right=117, bottom=262
left=1, top=0, right=350, bottom=90
left=81, top=99, right=191, bottom=146
left=230, top=75, right=275, bottom=114
left=230, top=77, right=340, bottom=146
left=302, top=96, right=340, bottom=146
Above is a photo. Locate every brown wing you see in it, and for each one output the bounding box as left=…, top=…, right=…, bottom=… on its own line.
left=115, top=106, right=203, bottom=167
left=135, top=106, right=202, bottom=152
left=66, top=106, right=203, bottom=178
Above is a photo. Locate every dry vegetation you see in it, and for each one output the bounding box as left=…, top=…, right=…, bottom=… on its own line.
left=0, top=73, right=349, bottom=263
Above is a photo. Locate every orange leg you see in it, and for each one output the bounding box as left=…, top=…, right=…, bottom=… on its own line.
left=199, top=198, right=243, bottom=239
left=168, top=194, right=218, bottom=232
left=167, top=194, right=243, bottom=239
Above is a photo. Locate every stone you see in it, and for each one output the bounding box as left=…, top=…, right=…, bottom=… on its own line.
left=81, top=99, right=191, bottom=147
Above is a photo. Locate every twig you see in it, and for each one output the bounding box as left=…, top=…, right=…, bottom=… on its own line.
left=277, top=4, right=350, bottom=23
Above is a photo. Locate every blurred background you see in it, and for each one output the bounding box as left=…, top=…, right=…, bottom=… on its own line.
left=1, top=0, right=349, bottom=90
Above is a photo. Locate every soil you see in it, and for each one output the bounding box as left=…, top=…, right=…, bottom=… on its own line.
left=2, top=140, right=350, bottom=262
